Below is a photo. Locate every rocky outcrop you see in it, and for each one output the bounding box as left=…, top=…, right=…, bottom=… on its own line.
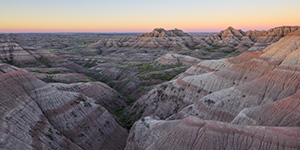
left=87, top=28, right=196, bottom=51
left=86, top=26, right=299, bottom=61
left=128, top=28, right=300, bottom=124
left=34, top=72, right=91, bottom=83
left=0, top=65, right=128, bottom=150
left=246, top=26, right=299, bottom=43
left=138, top=28, right=190, bottom=38
left=216, top=26, right=246, bottom=39
left=0, top=42, right=62, bottom=67
left=51, top=82, right=127, bottom=112
left=232, top=91, right=300, bottom=126
left=126, top=116, right=300, bottom=150
left=155, top=52, right=201, bottom=66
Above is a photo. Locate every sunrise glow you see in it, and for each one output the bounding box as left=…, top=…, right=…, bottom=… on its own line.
left=1, top=0, right=300, bottom=33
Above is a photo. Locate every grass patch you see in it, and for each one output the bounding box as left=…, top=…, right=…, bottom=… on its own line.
left=41, top=75, right=57, bottom=83
left=136, top=86, right=147, bottom=93
left=37, top=56, right=52, bottom=67
left=84, top=60, right=98, bottom=68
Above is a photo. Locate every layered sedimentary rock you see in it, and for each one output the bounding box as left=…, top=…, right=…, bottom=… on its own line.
left=0, top=66, right=128, bottom=150
left=0, top=42, right=62, bottom=67
left=155, top=52, right=201, bottom=66
left=247, top=26, right=299, bottom=50
left=34, top=72, right=91, bottom=83
left=126, top=116, right=300, bottom=150
left=87, top=28, right=196, bottom=51
left=127, top=51, right=260, bottom=121
left=232, top=91, right=300, bottom=126
left=86, top=26, right=299, bottom=62
left=129, top=28, right=300, bottom=125
left=246, top=26, right=299, bottom=43
left=204, top=26, right=252, bottom=47
left=51, top=82, right=127, bottom=112
left=138, top=28, right=189, bottom=38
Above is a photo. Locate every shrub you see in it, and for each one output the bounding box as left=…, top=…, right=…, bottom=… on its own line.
left=84, top=102, right=92, bottom=107
left=41, top=75, right=57, bottom=83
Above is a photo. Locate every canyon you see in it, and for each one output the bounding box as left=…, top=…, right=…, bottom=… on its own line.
left=0, top=26, right=300, bottom=150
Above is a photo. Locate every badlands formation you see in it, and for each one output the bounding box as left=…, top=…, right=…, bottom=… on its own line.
left=0, top=26, right=300, bottom=150
left=126, top=29, right=300, bottom=149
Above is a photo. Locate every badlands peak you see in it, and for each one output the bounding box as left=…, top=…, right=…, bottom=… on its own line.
left=216, top=26, right=246, bottom=38
left=246, top=26, right=300, bottom=43
left=138, top=28, right=190, bottom=38
left=246, top=26, right=299, bottom=37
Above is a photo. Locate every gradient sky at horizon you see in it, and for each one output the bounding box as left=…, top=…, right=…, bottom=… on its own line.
left=1, top=0, right=300, bottom=33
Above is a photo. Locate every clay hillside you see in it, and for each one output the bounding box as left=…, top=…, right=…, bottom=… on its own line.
left=0, top=26, right=300, bottom=150
left=125, top=28, right=300, bottom=150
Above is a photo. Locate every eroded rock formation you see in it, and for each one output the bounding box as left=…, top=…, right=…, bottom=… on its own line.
left=126, top=116, right=300, bottom=150
left=125, top=28, right=300, bottom=150
left=0, top=65, right=128, bottom=150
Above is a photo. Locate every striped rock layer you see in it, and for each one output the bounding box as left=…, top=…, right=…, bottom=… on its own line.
left=87, top=26, right=299, bottom=53
left=0, top=43, right=62, bottom=67
left=0, top=66, right=128, bottom=150
left=125, top=29, right=300, bottom=149
left=155, top=52, right=201, bottom=66
left=126, top=116, right=300, bottom=150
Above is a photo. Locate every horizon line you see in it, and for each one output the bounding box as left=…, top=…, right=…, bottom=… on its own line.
left=0, top=25, right=298, bottom=34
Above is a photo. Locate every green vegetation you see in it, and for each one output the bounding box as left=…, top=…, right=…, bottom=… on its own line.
left=37, top=56, right=52, bottom=67
left=24, top=62, right=37, bottom=65
left=136, top=86, right=147, bottom=93
left=2, top=57, right=19, bottom=67
left=128, top=62, right=143, bottom=67
left=160, top=84, right=168, bottom=90
left=72, top=96, right=86, bottom=105
left=47, top=49, right=56, bottom=52
left=84, top=60, right=98, bottom=68
left=147, top=72, right=176, bottom=80
left=71, top=111, right=78, bottom=117
left=139, top=64, right=153, bottom=72
left=45, top=133, right=54, bottom=141
left=78, top=41, right=93, bottom=45
left=111, top=108, right=143, bottom=130
left=77, top=96, right=86, bottom=102
left=140, top=68, right=184, bottom=81
left=41, top=75, right=91, bottom=83
left=45, top=128, right=54, bottom=141
left=199, top=57, right=212, bottom=60
left=111, top=109, right=132, bottom=129
left=202, top=52, right=210, bottom=56
left=137, top=63, right=183, bottom=74
left=41, top=75, right=57, bottom=82
left=84, top=102, right=92, bottom=107
left=62, top=47, right=74, bottom=51
left=30, top=69, right=71, bottom=74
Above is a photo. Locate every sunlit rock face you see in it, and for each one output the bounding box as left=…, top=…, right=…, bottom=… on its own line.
left=87, top=26, right=299, bottom=57
left=87, top=28, right=196, bottom=50
left=0, top=64, right=128, bottom=150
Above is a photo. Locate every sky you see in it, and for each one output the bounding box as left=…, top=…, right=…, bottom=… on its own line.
left=0, top=0, right=300, bottom=33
